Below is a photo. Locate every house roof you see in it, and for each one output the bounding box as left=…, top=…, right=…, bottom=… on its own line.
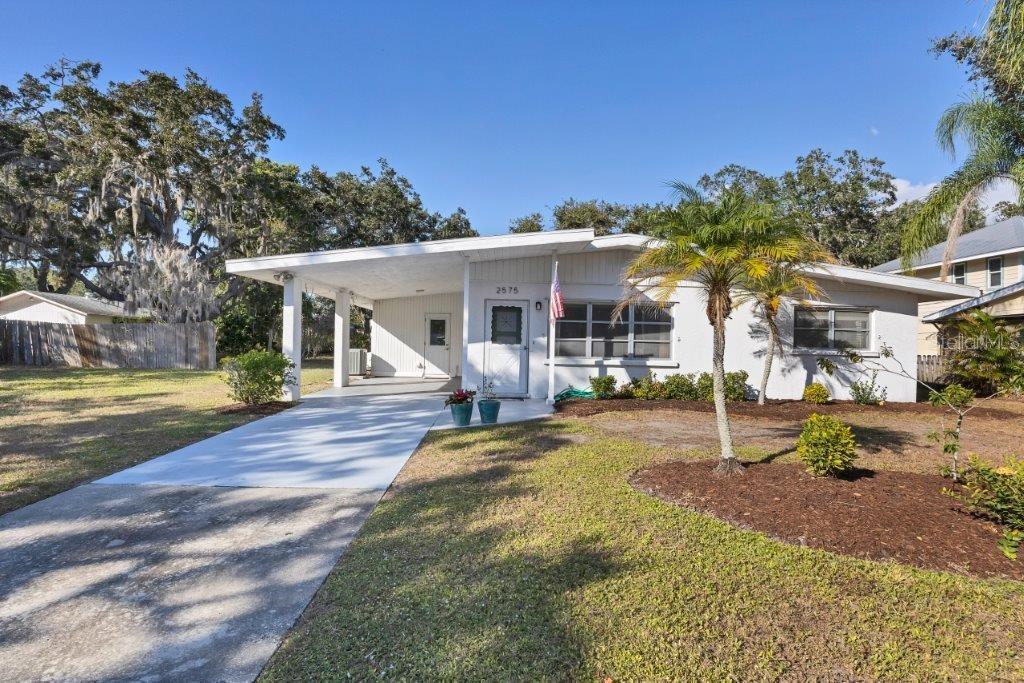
left=0, top=290, right=126, bottom=317
left=225, top=229, right=979, bottom=304
left=922, top=280, right=1024, bottom=323
left=873, top=215, right=1024, bottom=273
left=226, top=229, right=649, bottom=302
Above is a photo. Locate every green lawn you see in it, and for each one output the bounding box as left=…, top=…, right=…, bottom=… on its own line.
left=262, top=418, right=1024, bottom=681
left=0, top=362, right=332, bottom=515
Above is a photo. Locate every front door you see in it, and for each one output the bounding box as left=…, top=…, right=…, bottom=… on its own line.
left=423, top=314, right=451, bottom=377
left=484, top=299, right=529, bottom=395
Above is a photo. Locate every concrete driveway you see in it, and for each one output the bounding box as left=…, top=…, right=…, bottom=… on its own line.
left=0, top=379, right=451, bottom=682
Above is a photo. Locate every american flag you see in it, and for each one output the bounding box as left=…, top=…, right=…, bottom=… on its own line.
left=550, top=263, right=565, bottom=320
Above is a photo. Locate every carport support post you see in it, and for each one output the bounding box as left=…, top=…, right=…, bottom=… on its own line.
left=334, top=288, right=351, bottom=387
left=462, top=255, right=470, bottom=390
left=282, top=274, right=303, bottom=401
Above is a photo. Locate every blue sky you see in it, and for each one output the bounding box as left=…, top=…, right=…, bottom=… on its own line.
left=1, top=1, right=1008, bottom=233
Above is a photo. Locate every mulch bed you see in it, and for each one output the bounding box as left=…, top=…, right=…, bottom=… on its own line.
left=632, top=460, right=1021, bottom=580
left=557, top=398, right=1018, bottom=421
left=214, top=400, right=296, bottom=416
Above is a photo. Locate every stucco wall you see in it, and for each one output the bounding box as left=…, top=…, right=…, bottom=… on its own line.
left=370, top=250, right=928, bottom=401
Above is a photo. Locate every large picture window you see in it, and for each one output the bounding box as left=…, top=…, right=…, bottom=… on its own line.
left=555, top=302, right=671, bottom=359
left=793, top=307, right=871, bottom=351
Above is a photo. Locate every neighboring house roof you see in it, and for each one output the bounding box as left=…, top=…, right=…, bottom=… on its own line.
left=873, top=215, right=1024, bottom=273
left=922, top=280, right=1024, bottom=323
left=0, top=290, right=126, bottom=317
left=227, top=229, right=978, bottom=303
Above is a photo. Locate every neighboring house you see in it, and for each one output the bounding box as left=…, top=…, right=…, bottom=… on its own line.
left=226, top=229, right=975, bottom=403
left=873, top=216, right=1024, bottom=354
left=0, top=290, right=127, bottom=324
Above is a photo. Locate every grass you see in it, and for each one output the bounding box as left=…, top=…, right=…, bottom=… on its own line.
left=262, top=418, right=1024, bottom=681
left=0, top=361, right=333, bottom=515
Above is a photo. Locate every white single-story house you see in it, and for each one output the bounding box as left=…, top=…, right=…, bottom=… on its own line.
left=0, top=290, right=127, bottom=324
left=225, top=229, right=978, bottom=403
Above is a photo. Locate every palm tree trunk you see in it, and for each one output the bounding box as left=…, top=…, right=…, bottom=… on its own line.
left=757, top=323, right=776, bottom=406
left=711, top=314, right=742, bottom=474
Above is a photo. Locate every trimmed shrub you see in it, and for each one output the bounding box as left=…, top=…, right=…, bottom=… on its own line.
left=849, top=370, right=887, bottom=405
left=222, top=350, right=294, bottom=405
left=589, top=375, right=617, bottom=399
left=663, top=373, right=700, bottom=400
left=796, top=413, right=858, bottom=477
left=693, top=371, right=750, bottom=402
left=802, top=382, right=830, bottom=405
left=631, top=374, right=667, bottom=400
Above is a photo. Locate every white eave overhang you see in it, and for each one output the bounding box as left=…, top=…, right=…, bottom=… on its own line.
left=806, top=264, right=980, bottom=299
left=225, top=229, right=650, bottom=302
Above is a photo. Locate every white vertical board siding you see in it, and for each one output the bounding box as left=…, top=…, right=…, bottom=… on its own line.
left=470, top=250, right=631, bottom=285
left=371, top=292, right=463, bottom=377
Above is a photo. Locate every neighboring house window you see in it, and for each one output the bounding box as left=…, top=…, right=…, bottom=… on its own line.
left=952, top=263, right=966, bottom=285
left=554, top=302, right=671, bottom=359
left=793, top=307, right=871, bottom=351
left=988, top=257, right=1003, bottom=288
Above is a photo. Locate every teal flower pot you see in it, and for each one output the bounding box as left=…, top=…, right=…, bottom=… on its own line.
left=450, top=401, right=473, bottom=427
left=478, top=399, right=501, bottom=424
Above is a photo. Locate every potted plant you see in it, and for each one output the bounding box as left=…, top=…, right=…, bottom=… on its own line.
left=445, top=389, right=476, bottom=427
left=477, top=380, right=501, bottom=424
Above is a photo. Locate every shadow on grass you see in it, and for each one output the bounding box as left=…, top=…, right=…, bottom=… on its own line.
left=266, top=421, right=621, bottom=680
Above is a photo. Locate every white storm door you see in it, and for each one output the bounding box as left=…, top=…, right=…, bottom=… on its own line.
left=423, top=314, right=451, bottom=378
left=484, top=300, right=529, bottom=395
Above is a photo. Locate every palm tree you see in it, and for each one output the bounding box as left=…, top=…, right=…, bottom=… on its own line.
left=619, top=185, right=818, bottom=474
left=902, top=1, right=1024, bottom=275
left=751, top=263, right=827, bottom=405
left=901, top=98, right=1024, bottom=275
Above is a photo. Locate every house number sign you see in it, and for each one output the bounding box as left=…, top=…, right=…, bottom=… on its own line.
left=495, top=286, right=519, bottom=294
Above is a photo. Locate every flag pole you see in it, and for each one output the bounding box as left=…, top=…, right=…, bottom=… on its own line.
left=547, top=253, right=558, bottom=404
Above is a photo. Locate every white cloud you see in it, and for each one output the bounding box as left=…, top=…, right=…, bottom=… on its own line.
left=977, top=177, right=1020, bottom=221
left=869, top=126, right=879, bottom=136
left=892, top=177, right=1020, bottom=223
left=892, top=178, right=936, bottom=205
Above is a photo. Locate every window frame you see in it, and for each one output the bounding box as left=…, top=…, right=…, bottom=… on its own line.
left=952, top=262, right=966, bottom=285
left=553, top=301, right=673, bottom=360
left=988, top=256, right=1003, bottom=288
left=792, top=306, right=873, bottom=353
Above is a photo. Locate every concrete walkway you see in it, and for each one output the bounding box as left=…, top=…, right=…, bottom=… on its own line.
left=0, top=377, right=552, bottom=681
left=99, top=384, right=449, bottom=489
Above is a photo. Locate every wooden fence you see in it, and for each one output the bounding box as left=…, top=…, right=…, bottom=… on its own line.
left=0, top=320, right=216, bottom=369
left=917, top=354, right=948, bottom=384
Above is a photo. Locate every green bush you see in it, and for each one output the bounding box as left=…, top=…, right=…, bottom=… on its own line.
left=802, top=382, right=830, bottom=404
left=222, top=350, right=295, bottom=405
left=631, top=374, right=667, bottom=400
left=954, top=456, right=1024, bottom=558
left=796, top=413, right=858, bottom=477
left=589, top=375, right=617, bottom=399
left=692, top=371, right=750, bottom=402
left=663, top=373, right=700, bottom=400
left=849, top=371, right=887, bottom=405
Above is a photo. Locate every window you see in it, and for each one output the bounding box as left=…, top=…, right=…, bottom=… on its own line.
left=554, top=302, right=671, bottom=359
left=793, top=307, right=871, bottom=351
left=988, top=257, right=1003, bottom=288
left=429, top=319, right=446, bottom=346
left=952, top=263, right=966, bottom=285
left=490, top=306, right=523, bottom=345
